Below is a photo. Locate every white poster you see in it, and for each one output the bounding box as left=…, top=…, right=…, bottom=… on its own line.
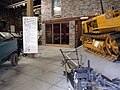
left=10, top=25, right=15, bottom=33
left=23, top=17, right=38, bottom=53
left=94, top=41, right=99, bottom=47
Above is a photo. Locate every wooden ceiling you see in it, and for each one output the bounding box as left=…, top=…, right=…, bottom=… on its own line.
left=0, top=0, right=41, bottom=7
left=0, top=0, right=22, bottom=6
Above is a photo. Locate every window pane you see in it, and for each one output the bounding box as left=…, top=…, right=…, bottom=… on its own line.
left=52, top=0, right=61, bottom=17
left=61, top=23, right=69, bottom=44
left=53, top=23, right=60, bottom=44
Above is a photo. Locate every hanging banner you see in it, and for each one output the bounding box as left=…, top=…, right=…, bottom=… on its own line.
left=23, top=17, right=38, bottom=53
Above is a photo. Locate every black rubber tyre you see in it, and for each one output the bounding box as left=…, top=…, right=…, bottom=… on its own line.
left=10, top=53, right=19, bottom=66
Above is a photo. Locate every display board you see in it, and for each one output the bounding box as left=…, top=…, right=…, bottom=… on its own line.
left=10, top=25, right=15, bottom=33
left=23, top=17, right=38, bottom=53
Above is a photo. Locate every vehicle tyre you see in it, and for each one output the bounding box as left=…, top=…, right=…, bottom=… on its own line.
left=10, top=53, right=19, bottom=66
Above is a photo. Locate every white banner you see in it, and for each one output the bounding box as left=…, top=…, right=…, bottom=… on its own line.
left=23, top=17, right=38, bottom=53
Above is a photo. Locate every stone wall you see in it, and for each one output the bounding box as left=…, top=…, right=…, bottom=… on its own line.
left=61, top=0, right=101, bottom=18
left=103, top=0, right=120, bottom=12
left=41, top=23, right=46, bottom=44
left=41, top=0, right=52, bottom=21
left=69, top=21, right=75, bottom=47
left=41, top=0, right=120, bottom=21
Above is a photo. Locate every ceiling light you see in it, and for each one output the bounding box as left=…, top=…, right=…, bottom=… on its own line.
left=22, top=3, right=26, bottom=6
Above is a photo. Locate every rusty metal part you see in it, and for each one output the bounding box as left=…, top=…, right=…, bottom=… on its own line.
left=106, top=32, right=120, bottom=55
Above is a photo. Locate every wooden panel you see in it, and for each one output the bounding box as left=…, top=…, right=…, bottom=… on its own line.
left=42, top=16, right=93, bottom=24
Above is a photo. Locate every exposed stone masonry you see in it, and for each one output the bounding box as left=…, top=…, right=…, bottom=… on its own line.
left=69, top=21, right=75, bottom=47
left=41, top=0, right=120, bottom=21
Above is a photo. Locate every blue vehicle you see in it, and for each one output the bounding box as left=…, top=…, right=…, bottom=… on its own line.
left=0, top=32, right=19, bottom=66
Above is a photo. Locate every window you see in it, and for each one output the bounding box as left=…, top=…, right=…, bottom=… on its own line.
left=46, top=22, right=69, bottom=44
left=52, top=0, right=61, bottom=17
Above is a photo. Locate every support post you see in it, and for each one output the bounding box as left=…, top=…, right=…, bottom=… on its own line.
left=100, top=0, right=104, bottom=14
left=27, top=0, right=33, bottom=16
left=27, top=0, right=34, bottom=58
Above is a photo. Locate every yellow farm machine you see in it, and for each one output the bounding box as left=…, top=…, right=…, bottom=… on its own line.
left=80, top=10, right=120, bottom=61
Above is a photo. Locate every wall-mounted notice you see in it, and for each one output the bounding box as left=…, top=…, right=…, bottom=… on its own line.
left=23, top=17, right=38, bottom=53
left=10, top=25, right=15, bottom=33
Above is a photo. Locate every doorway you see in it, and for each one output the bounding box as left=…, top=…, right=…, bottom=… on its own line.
left=46, top=22, right=69, bottom=45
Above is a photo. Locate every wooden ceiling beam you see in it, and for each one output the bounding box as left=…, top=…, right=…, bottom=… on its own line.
left=0, top=2, right=8, bottom=6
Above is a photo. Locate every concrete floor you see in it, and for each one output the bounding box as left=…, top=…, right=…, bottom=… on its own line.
left=0, top=45, right=74, bottom=90
left=0, top=45, right=120, bottom=90
left=68, top=46, right=120, bottom=80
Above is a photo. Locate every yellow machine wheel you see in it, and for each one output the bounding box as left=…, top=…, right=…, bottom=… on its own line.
left=106, top=37, right=113, bottom=55
left=106, top=36, right=120, bottom=55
